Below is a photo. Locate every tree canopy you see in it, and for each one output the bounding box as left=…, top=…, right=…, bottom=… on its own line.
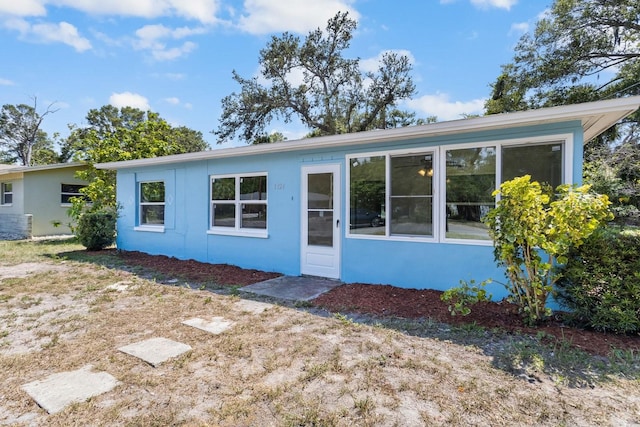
left=0, top=100, right=59, bottom=166
left=485, top=0, right=640, bottom=224
left=486, top=0, right=640, bottom=114
left=214, top=11, right=417, bottom=144
left=64, top=105, right=209, bottom=215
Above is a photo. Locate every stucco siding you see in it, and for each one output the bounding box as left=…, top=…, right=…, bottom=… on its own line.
left=22, top=167, right=87, bottom=236
left=113, top=121, right=584, bottom=294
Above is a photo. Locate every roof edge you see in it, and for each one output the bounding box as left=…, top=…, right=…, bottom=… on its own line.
left=97, top=96, right=640, bottom=170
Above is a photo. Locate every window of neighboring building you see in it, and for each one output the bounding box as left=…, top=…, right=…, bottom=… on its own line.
left=445, top=147, right=496, bottom=240
left=61, top=184, right=88, bottom=204
left=210, top=173, right=267, bottom=236
left=1, top=182, right=12, bottom=205
left=139, top=181, right=165, bottom=227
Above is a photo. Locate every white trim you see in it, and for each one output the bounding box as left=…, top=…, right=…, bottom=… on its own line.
left=206, top=229, right=268, bottom=238
left=95, top=97, right=640, bottom=170
left=134, top=225, right=165, bottom=233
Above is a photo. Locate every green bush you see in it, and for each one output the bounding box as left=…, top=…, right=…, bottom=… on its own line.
left=75, top=208, right=117, bottom=251
left=484, top=176, right=612, bottom=325
left=555, top=227, right=640, bottom=334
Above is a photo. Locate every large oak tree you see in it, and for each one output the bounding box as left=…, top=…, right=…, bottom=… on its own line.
left=214, top=12, right=417, bottom=144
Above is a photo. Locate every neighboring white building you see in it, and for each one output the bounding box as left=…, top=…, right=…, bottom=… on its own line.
left=0, top=162, right=88, bottom=238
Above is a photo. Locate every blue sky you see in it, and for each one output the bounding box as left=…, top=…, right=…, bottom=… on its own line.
left=0, top=0, right=548, bottom=149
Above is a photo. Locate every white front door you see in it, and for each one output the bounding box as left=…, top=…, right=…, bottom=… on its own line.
left=301, top=164, right=341, bottom=279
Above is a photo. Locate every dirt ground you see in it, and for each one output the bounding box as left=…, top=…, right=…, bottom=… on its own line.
left=119, top=250, right=639, bottom=357
left=1, top=248, right=639, bottom=426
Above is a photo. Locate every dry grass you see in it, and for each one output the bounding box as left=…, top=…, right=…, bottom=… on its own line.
left=0, top=238, right=639, bottom=426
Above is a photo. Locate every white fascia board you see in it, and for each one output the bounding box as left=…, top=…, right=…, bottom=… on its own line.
left=96, top=96, right=640, bottom=170
left=0, top=162, right=85, bottom=176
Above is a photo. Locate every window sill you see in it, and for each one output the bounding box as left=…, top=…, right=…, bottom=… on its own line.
left=207, top=228, right=268, bottom=239
left=134, top=225, right=165, bottom=233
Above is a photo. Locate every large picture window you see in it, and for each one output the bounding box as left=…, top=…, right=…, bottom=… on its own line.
left=348, top=151, right=434, bottom=238
left=1, top=182, right=12, bottom=205
left=139, top=181, right=165, bottom=227
left=347, top=136, right=569, bottom=244
left=349, top=156, right=385, bottom=236
left=211, top=174, right=267, bottom=235
left=502, top=142, right=563, bottom=190
left=445, top=147, right=496, bottom=240
left=390, top=154, right=434, bottom=237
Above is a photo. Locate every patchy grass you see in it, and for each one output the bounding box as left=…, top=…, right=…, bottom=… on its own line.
left=0, top=239, right=639, bottom=426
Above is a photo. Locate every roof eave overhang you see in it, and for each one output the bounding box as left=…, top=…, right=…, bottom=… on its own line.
left=96, top=96, right=640, bottom=170
left=0, top=161, right=86, bottom=177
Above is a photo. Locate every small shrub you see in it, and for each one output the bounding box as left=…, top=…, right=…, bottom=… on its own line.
left=441, top=279, right=492, bottom=316
left=75, top=208, right=117, bottom=250
left=555, top=227, right=640, bottom=334
left=484, top=176, right=612, bottom=325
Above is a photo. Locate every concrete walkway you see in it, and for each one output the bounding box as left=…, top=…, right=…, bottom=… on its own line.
left=241, top=275, right=343, bottom=301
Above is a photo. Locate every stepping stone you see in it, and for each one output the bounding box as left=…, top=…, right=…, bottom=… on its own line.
left=182, top=317, right=233, bottom=335
left=106, top=281, right=132, bottom=292
left=22, top=365, right=119, bottom=414
left=234, top=299, right=273, bottom=314
left=118, top=337, right=191, bottom=367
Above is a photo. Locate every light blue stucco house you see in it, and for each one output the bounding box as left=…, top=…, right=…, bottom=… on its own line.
left=96, top=97, right=640, bottom=299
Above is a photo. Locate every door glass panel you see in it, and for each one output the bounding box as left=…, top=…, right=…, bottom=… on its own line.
left=308, top=173, right=333, bottom=209
left=307, top=172, right=334, bottom=247
left=307, top=211, right=333, bottom=246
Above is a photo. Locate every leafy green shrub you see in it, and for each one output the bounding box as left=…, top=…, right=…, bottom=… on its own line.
left=555, top=227, right=640, bottom=334
left=484, top=176, right=612, bottom=325
left=441, top=279, right=492, bottom=316
left=75, top=208, right=117, bottom=250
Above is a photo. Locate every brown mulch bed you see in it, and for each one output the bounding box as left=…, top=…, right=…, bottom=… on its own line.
left=101, top=250, right=639, bottom=357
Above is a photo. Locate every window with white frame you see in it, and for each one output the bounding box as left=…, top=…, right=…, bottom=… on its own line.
left=445, top=147, right=496, bottom=240
left=349, top=150, right=435, bottom=238
left=139, top=181, right=165, bottom=226
left=61, top=183, right=88, bottom=204
left=210, top=174, right=267, bottom=233
left=347, top=136, right=568, bottom=244
left=1, top=182, right=12, bottom=205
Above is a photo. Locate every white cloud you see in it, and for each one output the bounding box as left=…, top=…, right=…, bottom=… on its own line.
left=163, top=72, right=186, bottom=81
left=109, top=92, right=150, bottom=110
left=2, top=0, right=221, bottom=24
left=3, top=18, right=91, bottom=51
left=470, top=0, right=517, bottom=10
left=439, top=0, right=517, bottom=10
left=0, top=0, right=46, bottom=16
left=0, top=77, right=15, bottom=85
left=133, top=24, right=204, bottom=60
left=238, top=0, right=359, bottom=35
left=509, top=21, right=529, bottom=36
left=164, top=97, right=193, bottom=109
left=405, top=93, right=486, bottom=121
